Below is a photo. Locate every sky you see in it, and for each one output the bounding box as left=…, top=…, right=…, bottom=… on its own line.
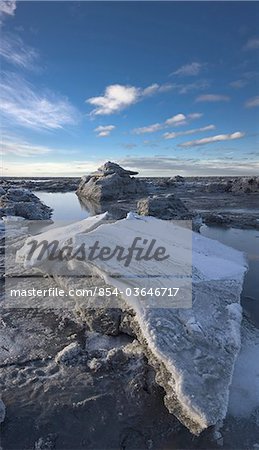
left=0, top=0, right=259, bottom=177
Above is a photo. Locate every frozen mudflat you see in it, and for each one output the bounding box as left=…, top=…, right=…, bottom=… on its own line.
left=1, top=175, right=259, bottom=449
left=15, top=213, right=247, bottom=434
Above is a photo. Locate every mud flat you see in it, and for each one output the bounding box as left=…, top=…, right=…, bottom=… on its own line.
left=1, top=174, right=259, bottom=449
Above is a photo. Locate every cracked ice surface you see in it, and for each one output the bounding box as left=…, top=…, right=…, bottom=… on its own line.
left=15, top=213, right=247, bottom=434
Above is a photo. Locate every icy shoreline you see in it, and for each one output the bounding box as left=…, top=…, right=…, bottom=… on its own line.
left=16, top=212, right=248, bottom=434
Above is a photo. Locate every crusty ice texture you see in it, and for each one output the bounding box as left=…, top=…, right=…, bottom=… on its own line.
left=16, top=213, right=247, bottom=434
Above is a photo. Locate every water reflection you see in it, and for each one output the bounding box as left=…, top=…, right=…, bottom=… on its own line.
left=35, top=191, right=90, bottom=222
left=200, top=225, right=259, bottom=327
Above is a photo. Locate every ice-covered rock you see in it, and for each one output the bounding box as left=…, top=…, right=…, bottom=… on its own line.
left=227, top=176, right=259, bottom=193
left=76, top=161, right=146, bottom=202
left=137, top=194, right=192, bottom=220
left=0, top=188, right=52, bottom=220
left=91, top=161, right=138, bottom=177
left=34, top=434, right=57, bottom=449
left=169, top=175, right=185, bottom=183
left=55, top=342, right=83, bottom=366
left=17, top=213, right=247, bottom=434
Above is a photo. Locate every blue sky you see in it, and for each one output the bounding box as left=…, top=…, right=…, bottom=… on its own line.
left=1, top=0, right=259, bottom=177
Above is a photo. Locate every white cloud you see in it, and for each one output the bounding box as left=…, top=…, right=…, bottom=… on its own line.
left=142, top=83, right=173, bottom=95
left=196, top=94, right=230, bottom=102
left=156, top=83, right=174, bottom=93
left=165, top=113, right=186, bottom=126
left=179, top=132, right=245, bottom=148
left=171, top=62, right=204, bottom=76
left=244, top=38, right=259, bottom=50
left=163, top=124, right=215, bottom=140
left=142, top=84, right=160, bottom=96
left=245, top=96, right=259, bottom=108
left=0, top=0, right=16, bottom=17
left=0, top=72, right=79, bottom=130
left=87, top=84, right=140, bottom=116
left=172, top=80, right=209, bottom=94
left=133, top=123, right=162, bottom=135
left=165, top=80, right=209, bottom=94
left=86, top=82, right=173, bottom=116
left=133, top=112, right=202, bottom=135
left=94, top=125, right=115, bottom=137
left=187, top=112, right=203, bottom=120
left=0, top=33, right=38, bottom=69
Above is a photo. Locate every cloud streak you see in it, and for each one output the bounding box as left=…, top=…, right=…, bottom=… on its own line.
left=86, top=80, right=209, bottom=116
left=171, top=62, right=204, bottom=76
left=86, top=82, right=173, bottom=116
left=245, top=96, right=259, bottom=108
left=117, top=156, right=258, bottom=176
left=132, top=112, right=203, bottom=135
left=179, top=132, right=245, bottom=148
left=196, top=94, right=230, bottom=102
left=0, top=33, right=39, bottom=69
left=133, top=123, right=163, bottom=134
left=0, top=72, right=79, bottom=130
left=163, top=124, right=215, bottom=140
left=1, top=133, right=53, bottom=157
left=94, top=125, right=115, bottom=137
left=168, top=80, right=209, bottom=95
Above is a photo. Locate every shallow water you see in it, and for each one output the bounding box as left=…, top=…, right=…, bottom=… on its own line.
left=34, top=192, right=259, bottom=328
left=200, top=225, right=259, bottom=328
left=196, top=207, right=259, bottom=213
left=36, top=191, right=90, bottom=223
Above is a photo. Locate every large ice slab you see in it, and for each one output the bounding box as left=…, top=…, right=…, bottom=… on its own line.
left=16, top=213, right=247, bottom=434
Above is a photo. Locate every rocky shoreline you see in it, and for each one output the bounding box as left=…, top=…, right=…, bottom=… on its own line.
left=1, top=172, right=258, bottom=229
left=0, top=165, right=259, bottom=449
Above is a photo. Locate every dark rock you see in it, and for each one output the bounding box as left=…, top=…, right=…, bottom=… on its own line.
left=192, top=215, right=203, bottom=233
left=229, top=177, right=259, bottom=193
left=0, top=188, right=52, bottom=220
left=137, top=194, right=192, bottom=220
left=204, top=213, right=231, bottom=225
left=170, top=175, right=185, bottom=183
left=76, top=161, right=146, bottom=202
left=92, top=161, right=138, bottom=177
left=0, top=178, right=80, bottom=192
